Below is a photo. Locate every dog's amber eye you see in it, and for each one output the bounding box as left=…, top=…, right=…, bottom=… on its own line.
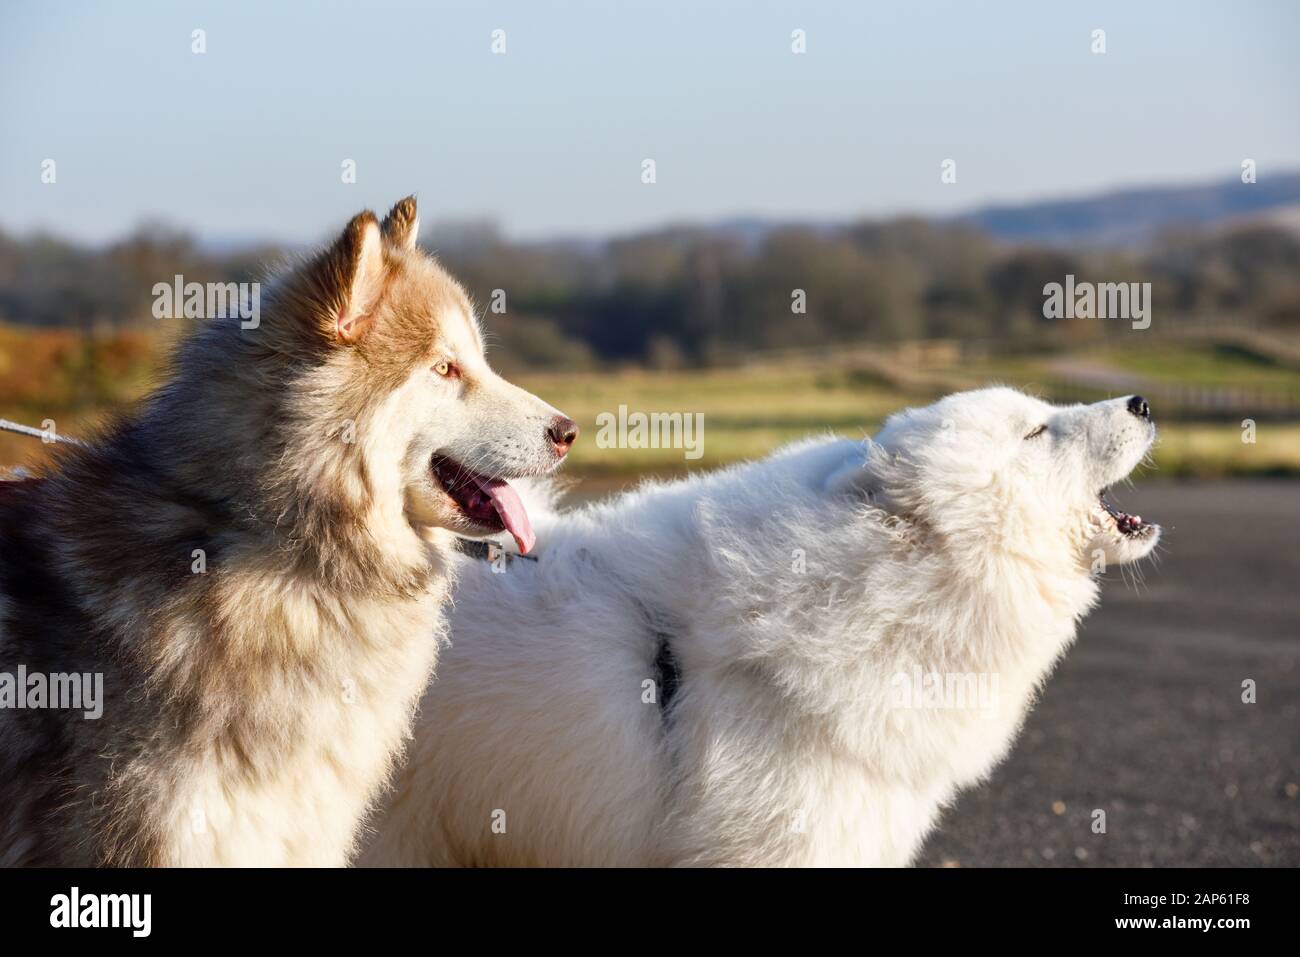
left=433, top=360, right=457, bottom=378
left=1024, top=425, right=1048, bottom=440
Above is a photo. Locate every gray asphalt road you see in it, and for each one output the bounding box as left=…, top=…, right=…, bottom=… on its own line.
left=915, top=480, right=1300, bottom=867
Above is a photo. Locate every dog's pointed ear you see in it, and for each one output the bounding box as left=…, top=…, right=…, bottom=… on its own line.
left=381, top=195, right=419, bottom=251
left=327, top=211, right=386, bottom=343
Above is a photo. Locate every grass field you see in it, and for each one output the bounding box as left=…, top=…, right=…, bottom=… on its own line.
left=937, top=341, right=1300, bottom=398
left=511, top=364, right=1300, bottom=482
left=3, top=323, right=1300, bottom=481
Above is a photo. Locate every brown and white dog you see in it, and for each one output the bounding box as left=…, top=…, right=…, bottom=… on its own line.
left=0, top=197, right=576, bottom=865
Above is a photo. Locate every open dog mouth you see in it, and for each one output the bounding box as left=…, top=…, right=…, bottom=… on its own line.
left=430, top=454, right=536, bottom=554
left=1098, top=487, right=1153, bottom=538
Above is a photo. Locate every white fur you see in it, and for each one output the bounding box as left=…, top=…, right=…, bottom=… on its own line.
left=362, top=388, right=1160, bottom=866
left=161, top=585, right=446, bottom=866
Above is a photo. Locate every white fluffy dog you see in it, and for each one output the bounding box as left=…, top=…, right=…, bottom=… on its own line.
left=361, top=387, right=1160, bottom=867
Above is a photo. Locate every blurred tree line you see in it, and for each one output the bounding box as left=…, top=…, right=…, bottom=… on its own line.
left=1, top=216, right=1298, bottom=370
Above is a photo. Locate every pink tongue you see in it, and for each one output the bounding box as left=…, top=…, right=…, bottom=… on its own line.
left=475, top=477, right=536, bottom=554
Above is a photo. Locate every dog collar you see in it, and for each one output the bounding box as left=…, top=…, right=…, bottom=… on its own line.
left=455, top=538, right=539, bottom=565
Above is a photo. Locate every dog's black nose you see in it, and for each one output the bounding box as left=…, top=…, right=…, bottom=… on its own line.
left=548, top=416, right=579, bottom=457
left=1126, top=395, right=1151, bottom=420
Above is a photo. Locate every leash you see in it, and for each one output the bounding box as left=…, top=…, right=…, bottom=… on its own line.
left=0, top=424, right=536, bottom=554
left=5, top=416, right=670, bottom=712
left=0, top=418, right=86, bottom=447
left=3, top=421, right=554, bottom=595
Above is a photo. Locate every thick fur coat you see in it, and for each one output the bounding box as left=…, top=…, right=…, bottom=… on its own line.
left=363, top=388, right=1160, bottom=866
left=0, top=198, right=572, bottom=865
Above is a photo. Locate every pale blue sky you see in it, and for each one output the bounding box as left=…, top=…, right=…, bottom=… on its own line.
left=1, top=0, right=1296, bottom=244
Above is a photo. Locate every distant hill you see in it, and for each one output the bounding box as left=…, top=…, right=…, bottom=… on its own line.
left=952, top=173, right=1300, bottom=248
left=182, top=173, right=1300, bottom=255
left=536, top=172, right=1300, bottom=253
